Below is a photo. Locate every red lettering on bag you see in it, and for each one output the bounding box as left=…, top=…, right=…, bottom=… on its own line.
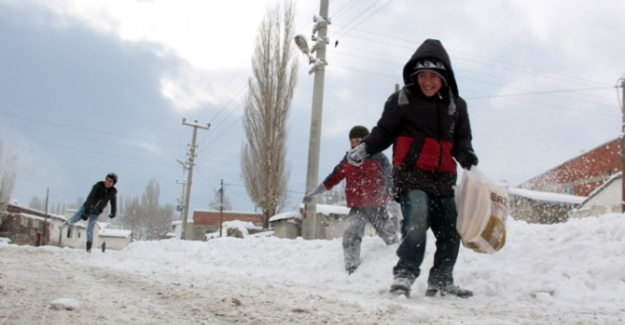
left=490, top=192, right=507, bottom=206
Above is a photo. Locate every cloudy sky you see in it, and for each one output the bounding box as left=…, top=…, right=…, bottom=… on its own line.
left=1, top=0, right=624, bottom=214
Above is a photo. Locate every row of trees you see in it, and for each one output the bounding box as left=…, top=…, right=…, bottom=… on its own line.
left=118, top=179, right=175, bottom=240
left=0, top=141, right=17, bottom=223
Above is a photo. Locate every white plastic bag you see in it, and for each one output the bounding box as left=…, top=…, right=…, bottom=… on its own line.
left=455, top=166, right=508, bottom=254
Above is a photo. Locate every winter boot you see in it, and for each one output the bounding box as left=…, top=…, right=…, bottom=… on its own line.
left=425, top=284, right=473, bottom=298
left=86, top=242, right=93, bottom=253
left=389, top=277, right=413, bottom=297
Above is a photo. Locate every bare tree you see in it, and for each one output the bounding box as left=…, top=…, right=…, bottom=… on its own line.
left=29, top=196, right=45, bottom=211
left=116, top=179, right=173, bottom=240
left=121, top=196, right=140, bottom=237
left=0, top=141, right=17, bottom=221
left=241, top=0, right=298, bottom=229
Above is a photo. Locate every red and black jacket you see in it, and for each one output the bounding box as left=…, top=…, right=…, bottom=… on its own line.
left=322, top=152, right=392, bottom=208
left=362, top=39, right=474, bottom=197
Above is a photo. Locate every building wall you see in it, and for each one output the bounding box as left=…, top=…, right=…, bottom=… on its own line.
left=272, top=219, right=301, bottom=239
left=509, top=196, right=574, bottom=224
left=522, top=139, right=621, bottom=196
left=99, top=236, right=131, bottom=250
left=572, top=179, right=621, bottom=218
left=193, top=211, right=263, bottom=226
left=58, top=222, right=100, bottom=248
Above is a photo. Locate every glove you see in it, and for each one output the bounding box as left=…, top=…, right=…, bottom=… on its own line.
left=108, top=214, right=115, bottom=219
left=80, top=207, right=92, bottom=220
left=457, top=149, right=478, bottom=170
left=302, top=183, right=327, bottom=204
left=347, top=143, right=367, bottom=166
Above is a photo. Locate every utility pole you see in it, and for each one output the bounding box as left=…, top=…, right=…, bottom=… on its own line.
left=620, top=78, right=625, bottom=212
left=295, top=0, right=330, bottom=239
left=175, top=158, right=187, bottom=218
left=180, top=118, right=210, bottom=240
left=219, top=179, right=224, bottom=237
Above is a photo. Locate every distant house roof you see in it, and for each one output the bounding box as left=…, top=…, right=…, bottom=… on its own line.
left=193, top=210, right=262, bottom=225
left=270, top=204, right=350, bottom=223
left=517, top=137, right=620, bottom=197
left=310, top=204, right=350, bottom=216
left=521, top=137, right=618, bottom=185
left=97, top=223, right=132, bottom=238
left=509, top=187, right=586, bottom=204
left=6, top=204, right=65, bottom=221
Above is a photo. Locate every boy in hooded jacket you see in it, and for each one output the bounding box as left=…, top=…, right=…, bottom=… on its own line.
left=347, top=39, right=478, bottom=297
left=60, top=173, right=118, bottom=252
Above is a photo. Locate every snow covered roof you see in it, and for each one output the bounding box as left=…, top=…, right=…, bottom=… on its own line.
left=99, top=228, right=132, bottom=238
left=509, top=187, right=586, bottom=204
left=172, top=219, right=195, bottom=225
left=96, top=222, right=131, bottom=238
left=269, top=210, right=302, bottom=222
left=298, top=203, right=350, bottom=215
left=269, top=204, right=350, bottom=223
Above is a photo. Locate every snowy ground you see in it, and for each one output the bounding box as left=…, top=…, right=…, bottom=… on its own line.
left=1, top=214, right=625, bottom=324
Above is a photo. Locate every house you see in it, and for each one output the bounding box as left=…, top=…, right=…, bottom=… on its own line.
left=508, top=187, right=586, bottom=224
left=55, top=208, right=101, bottom=249
left=571, top=172, right=622, bottom=218
left=0, top=204, right=132, bottom=250
left=98, top=223, right=133, bottom=250
left=269, top=210, right=302, bottom=239
left=515, top=138, right=623, bottom=222
left=171, top=210, right=263, bottom=240
left=271, top=204, right=384, bottom=240
left=0, top=204, right=63, bottom=246
left=519, top=138, right=621, bottom=196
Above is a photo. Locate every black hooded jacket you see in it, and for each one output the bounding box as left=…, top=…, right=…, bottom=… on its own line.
left=362, top=39, right=474, bottom=197
left=83, top=181, right=117, bottom=216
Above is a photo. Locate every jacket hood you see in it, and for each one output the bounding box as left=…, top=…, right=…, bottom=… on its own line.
left=402, top=39, right=459, bottom=98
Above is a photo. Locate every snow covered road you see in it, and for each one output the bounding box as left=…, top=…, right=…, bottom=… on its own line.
left=2, top=214, right=625, bottom=324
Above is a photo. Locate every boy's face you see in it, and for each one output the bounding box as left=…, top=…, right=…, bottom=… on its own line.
left=417, top=70, right=443, bottom=97
left=104, top=177, right=115, bottom=188
left=350, top=138, right=362, bottom=149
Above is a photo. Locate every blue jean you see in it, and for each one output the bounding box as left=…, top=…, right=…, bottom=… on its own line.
left=393, top=189, right=461, bottom=287
left=66, top=206, right=100, bottom=243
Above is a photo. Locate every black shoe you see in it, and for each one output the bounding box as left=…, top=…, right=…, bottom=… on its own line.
left=86, top=242, right=93, bottom=253
left=426, top=284, right=473, bottom=298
